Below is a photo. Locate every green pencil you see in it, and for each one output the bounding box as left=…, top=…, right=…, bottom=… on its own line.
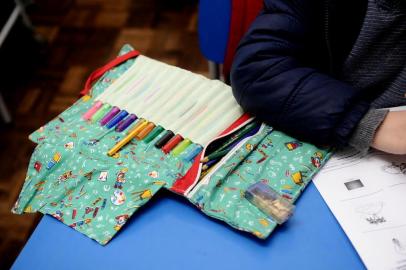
left=201, top=121, right=258, bottom=162
left=203, top=148, right=230, bottom=162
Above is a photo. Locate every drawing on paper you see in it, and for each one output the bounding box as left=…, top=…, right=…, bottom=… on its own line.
left=344, top=179, right=364, bottom=191
left=382, top=162, right=406, bottom=175
left=392, top=238, right=406, bottom=255
left=355, top=202, right=386, bottom=225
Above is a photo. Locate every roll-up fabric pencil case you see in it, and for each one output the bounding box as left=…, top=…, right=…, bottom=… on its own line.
left=12, top=45, right=331, bottom=245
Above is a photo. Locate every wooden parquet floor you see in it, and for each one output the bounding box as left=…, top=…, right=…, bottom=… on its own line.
left=0, top=0, right=206, bottom=268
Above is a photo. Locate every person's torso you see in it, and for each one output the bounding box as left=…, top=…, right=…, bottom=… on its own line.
left=303, top=0, right=406, bottom=108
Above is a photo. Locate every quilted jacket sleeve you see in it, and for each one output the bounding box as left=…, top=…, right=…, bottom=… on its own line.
left=230, top=0, right=370, bottom=146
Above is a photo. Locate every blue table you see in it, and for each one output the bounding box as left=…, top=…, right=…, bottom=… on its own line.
left=12, top=183, right=365, bottom=270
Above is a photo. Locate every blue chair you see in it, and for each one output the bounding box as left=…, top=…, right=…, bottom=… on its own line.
left=198, top=0, right=231, bottom=78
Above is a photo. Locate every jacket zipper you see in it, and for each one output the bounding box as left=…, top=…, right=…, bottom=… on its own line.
left=324, top=0, right=334, bottom=73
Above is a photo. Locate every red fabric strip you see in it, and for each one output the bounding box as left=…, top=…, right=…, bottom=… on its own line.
left=223, top=0, right=263, bottom=79
left=80, top=50, right=141, bottom=96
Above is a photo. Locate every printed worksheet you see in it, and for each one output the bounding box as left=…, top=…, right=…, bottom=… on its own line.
left=313, top=148, right=406, bottom=270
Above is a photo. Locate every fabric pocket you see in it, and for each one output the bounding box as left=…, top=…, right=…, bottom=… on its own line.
left=188, top=126, right=331, bottom=239
left=13, top=127, right=193, bottom=244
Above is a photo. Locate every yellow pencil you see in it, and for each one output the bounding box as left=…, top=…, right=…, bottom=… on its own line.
left=107, top=120, right=149, bottom=156
left=127, top=118, right=146, bottom=134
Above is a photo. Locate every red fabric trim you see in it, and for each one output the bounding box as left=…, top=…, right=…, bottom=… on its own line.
left=170, top=112, right=252, bottom=195
left=170, top=151, right=204, bottom=195
left=80, top=50, right=141, bottom=96
left=223, top=0, right=263, bottom=79
left=218, top=113, right=252, bottom=136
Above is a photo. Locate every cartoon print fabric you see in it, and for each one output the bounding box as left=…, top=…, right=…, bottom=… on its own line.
left=12, top=45, right=193, bottom=244
left=188, top=126, right=331, bottom=239
left=12, top=44, right=331, bottom=245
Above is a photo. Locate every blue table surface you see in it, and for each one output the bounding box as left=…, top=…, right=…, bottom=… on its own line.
left=12, top=183, right=365, bottom=270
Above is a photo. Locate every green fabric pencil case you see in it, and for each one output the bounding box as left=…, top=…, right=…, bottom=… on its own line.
left=180, top=125, right=330, bottom=238
left=12, top=45, right=331, bottom=245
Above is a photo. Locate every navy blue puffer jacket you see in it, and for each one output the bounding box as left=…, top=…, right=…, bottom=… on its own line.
left=231, top=0, right=371, bottom=146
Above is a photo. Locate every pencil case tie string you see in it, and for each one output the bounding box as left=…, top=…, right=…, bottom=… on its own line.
left=80, top=50, right=141, bottom=96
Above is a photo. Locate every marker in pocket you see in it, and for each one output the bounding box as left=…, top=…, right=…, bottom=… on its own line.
left=154, top=130, right=174, bottom=148
left=83, top=101, right=103, bottom=120
left=182, top=144, right=203, bottom=162
left=171, top=139, right=192, bottom=156
left=91, top=103, right=112, bottom=123
left=100, top=106, right=121, bottom=126
left=162, top=134, right=183, bottom=154
left=143, top=126, right=164, bottom=143
left=135, top=122, right=156, bottom=140
left=107, top=121, right=148, bottom=156
left=115, top=114, right=138, bottom=132
left=106, top=110, right=129, bottom=129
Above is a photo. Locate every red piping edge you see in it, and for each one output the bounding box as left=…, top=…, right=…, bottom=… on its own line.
left=170, top=112, right=252, bottom=195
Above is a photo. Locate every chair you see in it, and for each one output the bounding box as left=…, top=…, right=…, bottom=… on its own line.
left=198, top=0, right=263, bottom=80
left=197, top=0, right=231, bottom=79
left=0, top=0, right=32, bottom=123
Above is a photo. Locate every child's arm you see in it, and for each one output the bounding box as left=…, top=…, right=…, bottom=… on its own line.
left=230, top=0, right=369, bottom=147
left=372, top=111, right=406, bottom=154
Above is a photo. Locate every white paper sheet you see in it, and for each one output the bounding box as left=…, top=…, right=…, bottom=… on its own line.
left=313, top=148, right=406, bottom=270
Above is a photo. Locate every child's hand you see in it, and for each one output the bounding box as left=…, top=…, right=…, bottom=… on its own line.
left=371, top=111, right=406, bottom=154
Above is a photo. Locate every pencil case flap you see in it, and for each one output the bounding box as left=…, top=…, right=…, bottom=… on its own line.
left=187, top=128, right=331, bottom=239
left=13, top=44, right=195, bottom=244
left=13, top=129, right=192, bottom=244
